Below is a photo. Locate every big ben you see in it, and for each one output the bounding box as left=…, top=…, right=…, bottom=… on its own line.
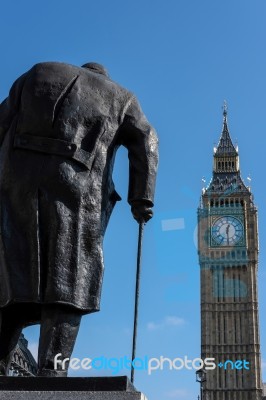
left=198, top=104, right=263, bottom=400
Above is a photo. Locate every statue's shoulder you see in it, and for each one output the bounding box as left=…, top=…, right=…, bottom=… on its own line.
left=27, top=62, right=133, bottom=104
left=31, top=61, right=81, bottom=76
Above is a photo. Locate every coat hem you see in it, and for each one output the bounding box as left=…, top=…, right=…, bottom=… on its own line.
left=0, top=299, right=100, bottom=315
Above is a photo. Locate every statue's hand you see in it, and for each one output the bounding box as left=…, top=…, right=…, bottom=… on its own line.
left=131, top=201, right=153, bottom=223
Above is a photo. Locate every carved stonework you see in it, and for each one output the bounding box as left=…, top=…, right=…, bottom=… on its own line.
left=198, top=110, right=263, bottom=400
left=9, top=334, right=37, bottom=377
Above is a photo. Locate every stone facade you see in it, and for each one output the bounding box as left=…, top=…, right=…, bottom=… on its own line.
left=9, top=334, right=37, bottom=376
left=198, top=108, right=263, bottom=400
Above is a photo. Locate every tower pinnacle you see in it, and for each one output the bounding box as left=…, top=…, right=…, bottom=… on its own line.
left=215, top=102, right=238, bottom=157
left=206, top=105, right=249, bottom=193
left=223, top=99, right=228, bottom=117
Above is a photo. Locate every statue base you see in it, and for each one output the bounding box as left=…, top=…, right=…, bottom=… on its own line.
left=0, top=376, right=147, bottom=400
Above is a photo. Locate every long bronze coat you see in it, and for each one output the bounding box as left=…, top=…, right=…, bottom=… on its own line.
left=0, top=62, right=158, bottom=314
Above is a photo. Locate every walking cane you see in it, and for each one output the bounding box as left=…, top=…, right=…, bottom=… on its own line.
left=131, top=221, right=145, bottom=384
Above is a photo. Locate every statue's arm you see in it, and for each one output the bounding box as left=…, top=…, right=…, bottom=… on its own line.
left=119, top=95, right=159, bottom=211
left=0, top=72, right=28, bottom=146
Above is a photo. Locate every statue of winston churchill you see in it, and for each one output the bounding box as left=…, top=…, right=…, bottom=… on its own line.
left=0, top=62, right=158, bottom=376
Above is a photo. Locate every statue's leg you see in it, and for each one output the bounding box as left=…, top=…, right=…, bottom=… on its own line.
left=0, top=308, right=23, bottom=376
left=37, top=304, right=82, bottom=377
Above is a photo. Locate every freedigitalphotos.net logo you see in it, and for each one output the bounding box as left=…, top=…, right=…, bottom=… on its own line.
left=54, top=354, right=250, bottom=375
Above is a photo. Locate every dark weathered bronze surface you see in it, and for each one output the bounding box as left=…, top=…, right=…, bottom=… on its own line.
left=0, top=376, right=135, bottom=391
left=0, top=62, right=158, bottom=376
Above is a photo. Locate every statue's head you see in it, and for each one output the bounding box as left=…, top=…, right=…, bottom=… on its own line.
left=81, top=62, right=109, bottom=77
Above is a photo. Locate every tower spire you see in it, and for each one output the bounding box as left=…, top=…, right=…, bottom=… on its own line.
left=206, top=104, right=249, bottom=193
left=215, top=101, right=238, bottom=156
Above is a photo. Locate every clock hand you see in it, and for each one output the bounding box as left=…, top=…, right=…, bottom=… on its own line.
left=226, top=224, right=230, bottom=244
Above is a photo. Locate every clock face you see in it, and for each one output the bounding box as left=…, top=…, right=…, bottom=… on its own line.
left=211, top=216, right=244, bottom=246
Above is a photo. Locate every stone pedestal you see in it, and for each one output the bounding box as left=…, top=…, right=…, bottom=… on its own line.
left=0, top=376, right=147, bottom=400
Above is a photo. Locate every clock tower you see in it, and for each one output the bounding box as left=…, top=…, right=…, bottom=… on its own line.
left=198, top=106, right=263, bottom=400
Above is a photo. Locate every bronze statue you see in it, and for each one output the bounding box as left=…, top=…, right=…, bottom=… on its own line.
left=0, top=62, right=158, bottom=377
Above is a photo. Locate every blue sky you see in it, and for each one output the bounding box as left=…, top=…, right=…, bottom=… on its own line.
left=1, top=1, right=266, bottom=399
